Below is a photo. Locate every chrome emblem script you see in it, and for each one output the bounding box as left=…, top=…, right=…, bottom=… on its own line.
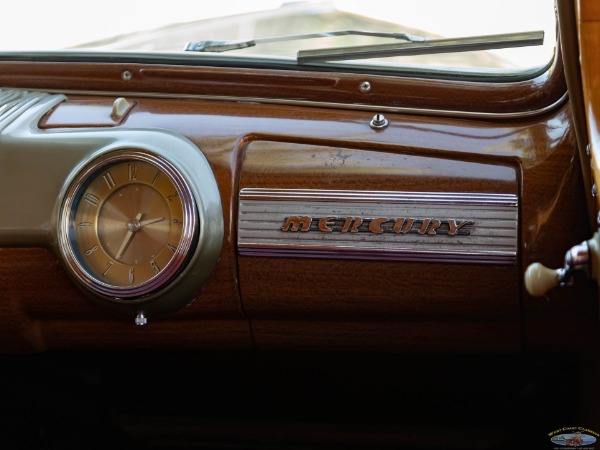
left=238, top=189, right=518, bottom=265
left=281, top=216, right=473, bottom=236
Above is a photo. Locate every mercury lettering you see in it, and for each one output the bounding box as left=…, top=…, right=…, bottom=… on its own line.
left=281, top=216, right=474, bottom=236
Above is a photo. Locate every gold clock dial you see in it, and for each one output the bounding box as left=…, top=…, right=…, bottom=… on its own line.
left=60, top=151, right=198, bottom=299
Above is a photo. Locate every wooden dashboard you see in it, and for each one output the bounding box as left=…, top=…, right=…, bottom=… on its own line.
left=0, top=44, right=596, bottom=355
left=2, top=3, right=600, bottom=447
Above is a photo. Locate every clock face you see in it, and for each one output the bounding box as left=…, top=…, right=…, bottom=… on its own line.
left=59, top=151, right=198, bottom=299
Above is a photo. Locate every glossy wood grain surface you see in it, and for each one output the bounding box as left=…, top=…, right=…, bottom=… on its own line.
left=38, top=99, right=135, bottom=128
left=578, top=1, right=600, bottom=214
left=0, top=51, right=564, bottom=115
left=0, top=54, right=593, bottom=352
left=238, top=141, right=521, bottom=350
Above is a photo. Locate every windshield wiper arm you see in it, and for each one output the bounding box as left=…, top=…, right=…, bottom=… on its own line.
left=185, top=30, right=426, bottom=53
left=297, top=31, right=544, bottom=64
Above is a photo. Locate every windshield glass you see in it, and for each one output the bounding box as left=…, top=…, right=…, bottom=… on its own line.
left=0, top=0, right=556, bottom=76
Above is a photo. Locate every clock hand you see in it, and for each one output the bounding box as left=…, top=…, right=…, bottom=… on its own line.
left=139, top=217, right=165, bottom=227
left=115, top=212, right=143, bottom=261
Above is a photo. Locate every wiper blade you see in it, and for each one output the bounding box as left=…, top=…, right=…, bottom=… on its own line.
left=297, top=31, right=544, bottom=64
left=185, top=30, right=426, bottom=53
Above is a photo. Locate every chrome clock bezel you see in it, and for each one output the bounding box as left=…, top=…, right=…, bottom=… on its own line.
left=58, top=149, right=199, bottom=300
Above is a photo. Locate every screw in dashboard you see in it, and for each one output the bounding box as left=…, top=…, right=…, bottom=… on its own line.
left=370, top=113, right=389, bottom=130
left=135, top=311, right=148, bottom=326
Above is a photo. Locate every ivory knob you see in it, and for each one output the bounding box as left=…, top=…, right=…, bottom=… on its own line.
left=111, top=97, right=132, bottom=120
left=524, top=262, right=559, bottom=297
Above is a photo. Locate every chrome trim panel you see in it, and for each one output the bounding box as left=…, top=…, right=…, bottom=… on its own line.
left=238, top=188, right=518, bottom=264
left=0, top=88, right=62, bottom=132
left=241, top=189, right=518, bottom=205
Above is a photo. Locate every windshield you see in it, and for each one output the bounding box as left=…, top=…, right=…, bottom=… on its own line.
left=0, top=0, right=556, bottom=77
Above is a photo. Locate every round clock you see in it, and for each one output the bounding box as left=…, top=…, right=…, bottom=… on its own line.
left=58, top=150, right=198, bottom=299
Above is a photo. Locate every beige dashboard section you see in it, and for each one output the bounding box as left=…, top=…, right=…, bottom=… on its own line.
left=0, top=89, right=224, bottom=321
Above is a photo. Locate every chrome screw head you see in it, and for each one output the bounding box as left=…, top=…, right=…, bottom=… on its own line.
left=360, top=81, right=371, bottom=92
left=370, top=113, right=389, bottom=130
left=135, top=311, right=148, bottom=326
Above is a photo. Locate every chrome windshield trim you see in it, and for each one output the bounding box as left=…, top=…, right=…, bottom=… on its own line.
left=0, top=47, right=556, bottom=81
left=15, top=88, right=568, bottom=120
